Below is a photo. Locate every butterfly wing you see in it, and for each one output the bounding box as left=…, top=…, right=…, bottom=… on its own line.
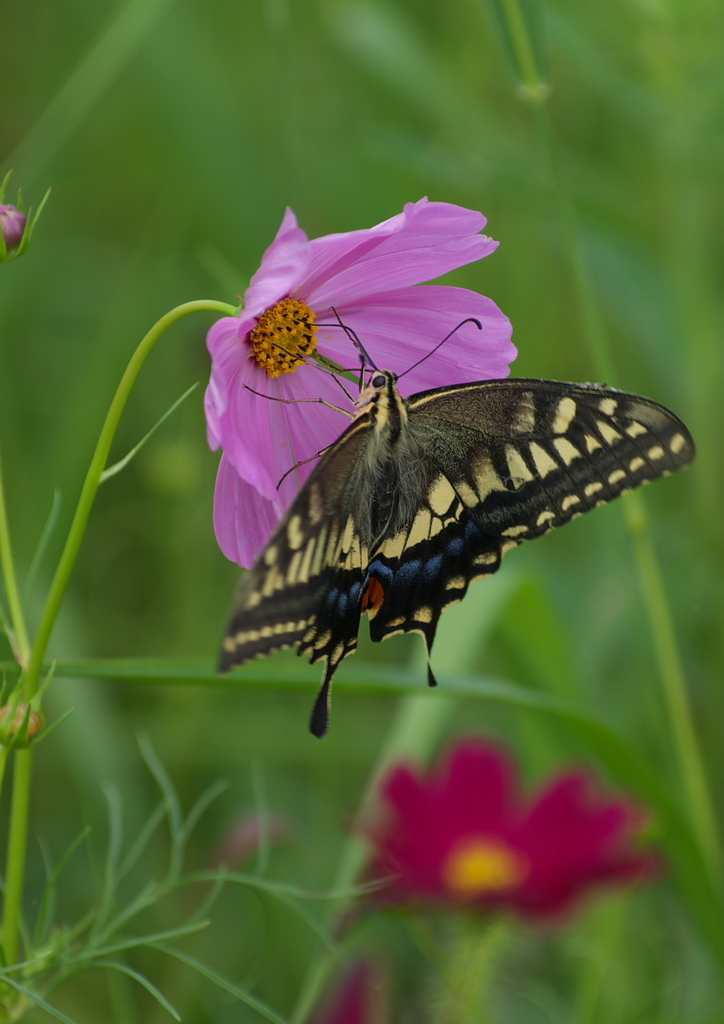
left=362, top=379, right=695, bottom=657
left=219, top=415, right=373, bottom=692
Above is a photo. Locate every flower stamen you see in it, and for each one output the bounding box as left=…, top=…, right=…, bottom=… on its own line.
left=443, top=837, right=528, bottom=896
left=250, top=297, right=318, bottom=377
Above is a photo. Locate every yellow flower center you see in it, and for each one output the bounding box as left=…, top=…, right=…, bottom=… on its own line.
left=249, top=297, right=318, bottom=378
left=442, top=837, right=528, bottom=897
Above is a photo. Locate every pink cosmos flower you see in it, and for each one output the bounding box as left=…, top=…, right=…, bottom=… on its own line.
left=367, top=739, right=656, bottom=919
left=205, top=199, right=515, bottom=567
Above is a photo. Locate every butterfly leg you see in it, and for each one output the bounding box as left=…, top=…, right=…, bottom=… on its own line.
left=242, top=383, right=354, bottom=418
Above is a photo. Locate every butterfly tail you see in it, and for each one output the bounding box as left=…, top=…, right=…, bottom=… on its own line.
left=309, top=669, right=334, bottom=738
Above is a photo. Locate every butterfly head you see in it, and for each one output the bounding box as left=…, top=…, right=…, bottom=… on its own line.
left=354, top=369, right=400, bottom=419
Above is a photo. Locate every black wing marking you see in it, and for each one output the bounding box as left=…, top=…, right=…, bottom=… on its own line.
left=358, top=379, right=695, bottom=664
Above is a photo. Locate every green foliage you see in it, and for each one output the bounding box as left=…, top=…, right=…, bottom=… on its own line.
left=1, top=0, right=722, bottom=1019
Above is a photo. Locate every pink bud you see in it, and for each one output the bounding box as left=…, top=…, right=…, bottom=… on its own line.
left=0, top=204, right=27, bottom=250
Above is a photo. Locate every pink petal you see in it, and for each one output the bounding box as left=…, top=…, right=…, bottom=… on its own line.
left=244, top=208, right=311, bottom=316
left=219, top=357, right=351, bottom=502
left=213, top=455, right=285, bottom=567
left=315, top=285, right=515, bottom=391
left=303, top=200, right=499, bottom=308
left=438, top=741, right=517, bottom=835
left=204, top=315, right=257, bottom=450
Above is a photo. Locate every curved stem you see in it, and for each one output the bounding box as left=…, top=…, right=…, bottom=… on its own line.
left=22, top=299, right=236, bottom=702
left=0, top=444, right=31, bottom=667
left=1, top=298, right=237, bottom=970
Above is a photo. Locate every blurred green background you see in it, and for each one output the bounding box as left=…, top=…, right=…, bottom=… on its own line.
left=0, top=0, right=722, bottom=1020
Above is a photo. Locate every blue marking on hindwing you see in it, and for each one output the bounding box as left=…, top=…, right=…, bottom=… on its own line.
left=447, top=536, right=464, bottom=557
left=423, top=554, right=443, bottom=583
left=465, top=520, right=481, bottom=542
left=395, top=559, right=422, bottom=586
left=367, top=559, right=394, bottom=584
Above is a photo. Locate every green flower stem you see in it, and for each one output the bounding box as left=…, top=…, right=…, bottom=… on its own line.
left=0, top=443, right=31, bottom=667
left=22, top=299, right=236, bottom=703
left=498, top=0, right=721, bottom=881
left=289, top=692, right=458, bottom=1024
left=625, top=496, right=721, bottom=879
left=3, top=750, right=32, bottom=967
left=432, top=915, right=511, bottom=1024
left=1, top=298, right=237, bottom=970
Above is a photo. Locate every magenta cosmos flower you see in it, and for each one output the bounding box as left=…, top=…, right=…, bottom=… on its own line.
left=205, top=199, right=515, bottom=567
left=367, top=739, right=656, bottom=919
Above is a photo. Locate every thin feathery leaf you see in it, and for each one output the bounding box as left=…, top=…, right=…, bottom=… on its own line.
left=116, top=800, right=166, bottom=882
left=0, top=976, right=80, bottom=1024
left=95, top=961, right=181, bottom=1021
left=24, top=489, right=62, bottom=597
left=91, top=880, right=161, bottom=948
left=75, top=920, right=209, bottom=962
left=137, top=735, right=183, bottom=882
left=35, top=826, right=92, bottom=946
left=34, top=705, right=78, bottom=746
left=179, top=778, right=229, bottom=848
left=91, top=786, right=124, bottom=939
left=100, top=382, right=200, bottom=483
left=150, top=944, right=290, bottom=1024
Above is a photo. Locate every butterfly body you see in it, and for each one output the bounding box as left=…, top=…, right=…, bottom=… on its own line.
left=220, top=373, right=695, bottom=737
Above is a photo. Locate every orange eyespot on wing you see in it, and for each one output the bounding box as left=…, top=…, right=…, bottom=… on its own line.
left=361, top=576, right=386, bottom=617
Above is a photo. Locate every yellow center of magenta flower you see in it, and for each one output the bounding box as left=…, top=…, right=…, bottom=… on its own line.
left=442, top=837, right=528, bottom=896
left=249, top=298, right=318, bottom=377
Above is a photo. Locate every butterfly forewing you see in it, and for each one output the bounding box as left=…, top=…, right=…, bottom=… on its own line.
left=410, top=380, right=695, bottom=541
left=219, top=417, right=373, bottom=673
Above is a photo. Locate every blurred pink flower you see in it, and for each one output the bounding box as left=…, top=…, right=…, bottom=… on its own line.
left=207, top=812, right=288, bottom=869
left=314, top=961, right=387, bottom=1024
left=205, top=199, right=515, bottom=567
left=368, top=738, right=656, bottom=919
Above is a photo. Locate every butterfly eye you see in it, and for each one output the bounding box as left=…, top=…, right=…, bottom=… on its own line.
left=371, top=374, right=386, bottom=389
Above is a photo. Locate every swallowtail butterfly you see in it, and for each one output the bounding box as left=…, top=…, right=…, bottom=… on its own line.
left=219, top=372, right=694, bottom=737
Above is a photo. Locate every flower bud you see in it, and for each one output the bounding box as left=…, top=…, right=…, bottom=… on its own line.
left=0, top=204, right=27, bottom=251
left=0, top=703, right=43, bottom=746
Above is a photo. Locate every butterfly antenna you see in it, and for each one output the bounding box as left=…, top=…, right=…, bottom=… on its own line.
left=398, top=317, right=483, bottom=380
left=315, top=308, right=380, bottom=385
